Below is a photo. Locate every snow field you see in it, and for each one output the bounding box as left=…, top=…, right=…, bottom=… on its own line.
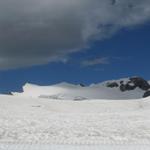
left=0, top=95, right=150, bottom=145
left=0, top=143, right=150, bottom=150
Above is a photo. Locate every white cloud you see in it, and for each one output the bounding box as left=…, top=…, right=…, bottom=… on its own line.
left=81, top=57, right=110, bottom=67
left=0, top=0, right=150, bottom=69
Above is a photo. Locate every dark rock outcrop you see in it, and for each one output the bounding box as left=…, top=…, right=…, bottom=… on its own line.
left=79, top=83, right=85, bottom=87
left=143, top=91, right=150, bottom=98
left=120, top=84, right=126, bottom=92
left=120, top=81, right=124, bottom=84
left=130, top=77, right=150, bottom=91
left=106, top=82, right=119, bottom=88
left=120, top=83, right=136, bottom=92
left=106, top=76, right=150, bottom=93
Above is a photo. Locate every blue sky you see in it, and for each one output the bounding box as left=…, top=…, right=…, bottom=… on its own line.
left=0, top=23, right=150, bottom=93
left=0, top=0, right=150, bottom=93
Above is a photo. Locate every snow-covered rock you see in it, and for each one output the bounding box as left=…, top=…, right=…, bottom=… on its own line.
left=12, top=76, right=150, bottom=100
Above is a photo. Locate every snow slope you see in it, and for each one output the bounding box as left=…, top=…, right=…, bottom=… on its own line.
left=12, top=79, right=145, bottom=100
left=0, top=94, right=150, bottom=145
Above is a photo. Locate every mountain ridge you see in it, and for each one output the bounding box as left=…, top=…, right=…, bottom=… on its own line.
left=12, top=76, right=150, bottom=100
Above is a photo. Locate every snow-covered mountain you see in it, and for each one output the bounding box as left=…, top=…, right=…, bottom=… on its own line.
left=12, top=76, right=150, bottom=100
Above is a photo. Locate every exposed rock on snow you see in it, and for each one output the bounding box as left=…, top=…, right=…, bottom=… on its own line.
left=12, top=76, right=150, bottom=100
left=105, top=77, right=150, bottom=98
left=106, top=82, right=119, bottom=88
left=143, top=90, right=150, bottom=98
left=130, top=77, right=150, bottom=91
left=79, top=83, right=85, bottom=87
left=107, top=76, right=150, bottom=92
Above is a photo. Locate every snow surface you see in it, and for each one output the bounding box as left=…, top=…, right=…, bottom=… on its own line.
left=0, top=144, right=150, bottom=150
left=2, top=78, right=150, bottom=149
left=0, top=94, right=150, bottom=146
left=12, top=79, right=145, bottom=100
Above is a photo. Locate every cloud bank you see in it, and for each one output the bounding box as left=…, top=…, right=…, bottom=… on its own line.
left=0, top=0, right=150, bottom=69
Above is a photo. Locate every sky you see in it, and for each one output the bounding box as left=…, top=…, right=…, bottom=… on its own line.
left=0, top=0, right=150, bottom=93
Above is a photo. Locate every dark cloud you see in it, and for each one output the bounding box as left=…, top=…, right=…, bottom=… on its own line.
left=0, top=0, right=150, bottom=69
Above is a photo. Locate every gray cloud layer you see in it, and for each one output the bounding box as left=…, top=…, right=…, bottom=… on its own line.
left=0, top=0, right=150, bottom=69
